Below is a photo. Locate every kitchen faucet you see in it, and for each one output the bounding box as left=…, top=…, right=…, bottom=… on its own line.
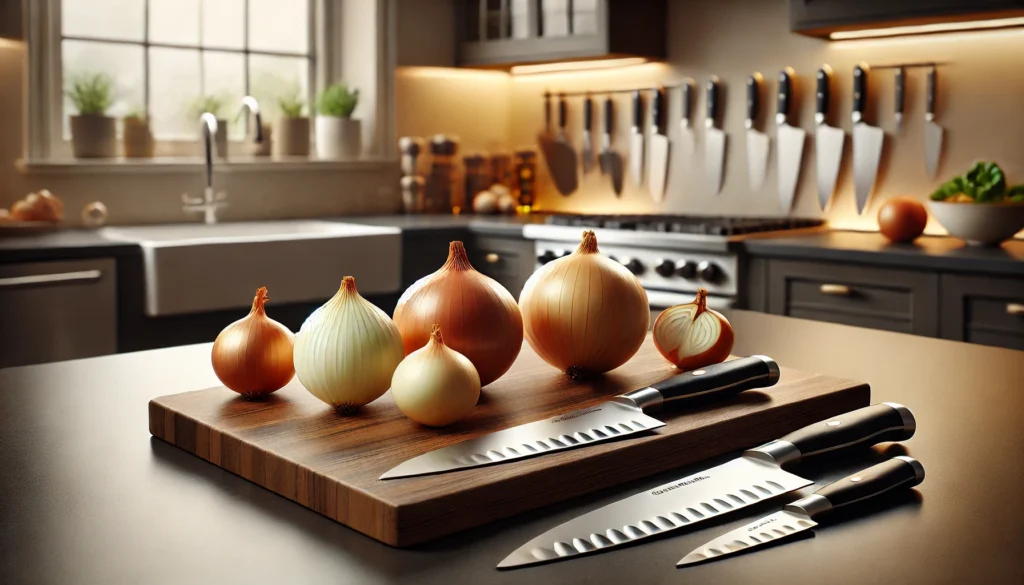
left=182, top=96, right=263, bottom=224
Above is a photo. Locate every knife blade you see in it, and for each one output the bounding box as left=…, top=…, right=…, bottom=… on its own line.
left=581, top=95, right=595, bottom=174
left=852, top=63, right=885, bottom=215
left=648, top=88, right=670, bottom=202
left=745, top=73, right=770, bottom=192
left=598, top=97, right=624, bottom=195
left=380, top=356, right=781, bottom=480
left=894, top=66, right=905, bottom=135
left=814, top=65, right=844, bottom=212
left=776, top=67, right=807, bottom=214
left=497, top=402, right=916, bottom=569
left=678, top=456, right=924, bottom=567
left=924, top=67, right=944, bottom=178
left=704, top=77, right=727, bottom=195
left=629, top=90, right=645, bottom=187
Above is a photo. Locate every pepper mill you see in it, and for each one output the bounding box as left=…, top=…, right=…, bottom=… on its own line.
left=400, top=175, right=425, bottom=214
left=514, top=148, right=537, bottom=212
left=463, top=153, right=490, bottom=210
left=398, top=136, right=424, bottom=177
left=426, top=135, right=459, bottom=214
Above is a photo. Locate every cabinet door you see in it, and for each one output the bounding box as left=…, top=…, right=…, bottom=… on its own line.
left=468, top=235, right=536, bottom=298
left=0, top=259, right=117, bottom=367
left=767, top=259, right=939, bottom=336
left=791, top=0, right=1024, bottom=35
left=940, top=273, right=1024, bottom=351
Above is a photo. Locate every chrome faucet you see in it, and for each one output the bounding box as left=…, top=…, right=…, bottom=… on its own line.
left=182, top=97, right=263, bottom=224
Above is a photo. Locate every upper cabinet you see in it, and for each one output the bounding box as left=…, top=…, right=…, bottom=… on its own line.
left=1, top=0, right=22, bottom=40
left=791, top=0, right=1024, bottom=37
left=455, top=0, right=666, bottom=67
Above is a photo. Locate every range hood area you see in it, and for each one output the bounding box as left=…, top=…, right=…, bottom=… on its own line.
left=790, top=0, right=1024, bottom=40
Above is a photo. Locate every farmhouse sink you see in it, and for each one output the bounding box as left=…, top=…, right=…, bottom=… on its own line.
left=102, top=221, right=401, bottom=317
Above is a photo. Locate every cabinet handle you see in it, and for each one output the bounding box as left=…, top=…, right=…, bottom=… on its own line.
left=1007, top=303, right=1024, bottom=316
left=819, top=284, right=852, bottom=296
left=485, top=253, right=500, bottom=264
left=0, top=270, right=103, bottom=290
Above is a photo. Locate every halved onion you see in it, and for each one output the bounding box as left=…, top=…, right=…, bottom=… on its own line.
left=653, top=288, right=734, bottom=370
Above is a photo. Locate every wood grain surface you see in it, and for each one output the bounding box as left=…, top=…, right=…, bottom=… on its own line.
left=149, top=334, right=869, bottom=547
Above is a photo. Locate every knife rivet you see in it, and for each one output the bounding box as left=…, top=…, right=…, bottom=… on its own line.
left=850, top=477, right=862, bottom=482
left=826, top=420, right=841, bottom=427
left=692, top=369, right=707, bottom=376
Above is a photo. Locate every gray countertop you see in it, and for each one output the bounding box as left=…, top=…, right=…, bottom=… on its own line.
left=0, top=228, right=140, bottom=262
left=338, top=213, right=550, bottom=236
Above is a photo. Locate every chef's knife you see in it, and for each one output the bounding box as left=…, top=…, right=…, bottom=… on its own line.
left=497, top=402, right=915, bottom=568
left=745, top=73, right=770, bottom=192
left=648, top=88, right=670, bottom=202
left=680, top=79, right=696, bottom=153
left=581, top=95, right=595, bottom=174
left=598, top=97, right=624, bottom=195
left=852, top=63, right=885, bottom=215
left=776, top=67, right=807, bottom=214
left=678, top=456, right=924, bottom=567
left=380, top=356, right=781, bottom=480
left=894, top=67, right=905, bottom=135
left=629, top=90, right=645, bottom=187
left=705, top=77, right=727, bottom=195
left=924, top=67, right=944, bottom=178
left=814, top=66, right=844, bottom=212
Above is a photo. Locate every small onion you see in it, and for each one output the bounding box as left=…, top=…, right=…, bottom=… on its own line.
left=519, top=230, right=649, bottom=379
left=211, top=287, right=295, bottom=399
left=391, top=325, right=481, bottom=427
left=653, top=287, right=734, bottom=370
left=394, top=241, right=523, bottom=386
left=294, top=276, right=405, bottom=414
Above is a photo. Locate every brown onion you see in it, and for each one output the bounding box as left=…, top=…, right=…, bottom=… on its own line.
left=212, top=287, right=295, bottom=398
left=394, top=241, right=523, bottom=386
left=519, top=230, right=649, bottom=379
left=878, top=197, right=928, bottom=243
left=653, top=288, right=734, bottom=371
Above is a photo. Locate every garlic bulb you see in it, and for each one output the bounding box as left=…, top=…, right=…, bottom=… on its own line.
left=293, top=276, right=405, bottom=414
left=391, top=325, right=481, bottom=427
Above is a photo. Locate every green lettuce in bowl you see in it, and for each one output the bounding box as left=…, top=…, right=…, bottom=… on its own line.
left=930, top=161, right=1023, bottom=203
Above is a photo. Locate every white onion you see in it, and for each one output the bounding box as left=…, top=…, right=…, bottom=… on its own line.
left=653, top=287, right=734, bottom=370
left=390, top=325, right=481, bottom=427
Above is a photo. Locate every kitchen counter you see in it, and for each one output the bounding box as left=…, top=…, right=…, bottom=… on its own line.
left=743, top=230, right=1024, bottom=276
left=340, top=213, right=550, bottom=236
left=1, top=311, right=1021, bottom=585
left=0, top=228, right=140, bottom=262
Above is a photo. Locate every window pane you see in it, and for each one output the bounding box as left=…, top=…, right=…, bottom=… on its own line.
left=149, top=47, right=201, bottom=139
left=149, top=0, right=200, bottom=45
left=62, top=40, right=144, bottom=137
left=204, top=51, right=246, bottom=139
left=249, top=55, right=310, bottom=119
left=202, top=0, right=244, bottom=49
left=248, top=0, right=309, bottom=54
left=62, top=0, right=144, bottom=42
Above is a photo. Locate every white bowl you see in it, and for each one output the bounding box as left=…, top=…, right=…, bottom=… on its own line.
left=927, top=200, right=1024, bottom=246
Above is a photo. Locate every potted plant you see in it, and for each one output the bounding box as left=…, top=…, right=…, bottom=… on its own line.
left=66, top=72, right=116, bottom=158
left=315, top=82, right=360, bottom=160
left=192, top=95, right=228, bottom=159
left=122, top=109, right=154, bottom=158
left=274, top=89, right=310, bottom=157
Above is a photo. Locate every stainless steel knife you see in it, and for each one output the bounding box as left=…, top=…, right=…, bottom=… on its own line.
left=380, top=356, right=781, bottom=480
left=814, top=65, right=844, bottom=212
left=894, top=66, right=905, bottom=135
left=776, top=67, right=806, bottom=215
left=648, top=87, right=671, bottom=202
left=629, top=90, right=645, bottom=187
left=598, top=97, right=625, bottom=196
left=680, top=79, right=696, bottom=155
left=745, top=73, right=770, bottom=192
left=924, top=67, right=944, bottom=178
left=678, top=456, right=925, bottom=567
left=852, top=63, right=885, bottom=215
left=581, top=95, right=595, bottom=174
left=704, top=77, right=727, bottom=195
left=497, top=402, right=916, bottom=569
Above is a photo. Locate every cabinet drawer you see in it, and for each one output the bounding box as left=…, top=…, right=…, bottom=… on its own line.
left=940, top=274, right=1024, bottom=350
left=468, top=235, right=536, bottom=297
left=767, top=260, right=938, bottom=336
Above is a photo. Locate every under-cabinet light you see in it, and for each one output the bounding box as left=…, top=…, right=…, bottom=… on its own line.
left=510, top=57, right=647, bottom=76
left=829, top=16, right=1024, bottom=40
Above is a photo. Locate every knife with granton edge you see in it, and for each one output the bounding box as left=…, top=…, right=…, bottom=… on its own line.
left=380, top=355, right=780, bottom=480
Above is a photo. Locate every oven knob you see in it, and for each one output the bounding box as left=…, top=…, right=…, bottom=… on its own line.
left=697, top=260, right=721, bottom=283
left=655, top=259, right=677, bottom=277
left=622, top=257, right=645, bottom=275
left=677, top=260, right=697, bottom=279
left=536, top=250, right=557, bottom=265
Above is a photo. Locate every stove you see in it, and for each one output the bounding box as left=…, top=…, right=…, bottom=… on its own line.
left=523, top=214, right=824, bottom=314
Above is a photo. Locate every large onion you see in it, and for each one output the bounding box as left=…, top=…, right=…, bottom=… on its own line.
left=653, top=288, right=734, bottom=370
left=519, top=230, right=649, bottom=379
left=211, top=287, right=295, bottom=398
left=294, top=276, right=405, bottom=413
left=393, top=241, right=523, bottom=386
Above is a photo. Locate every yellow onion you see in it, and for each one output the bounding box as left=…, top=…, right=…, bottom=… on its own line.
left=211, top=287, right=295, bottom=399
left=390, top=325, right=481, bottom=427
left=653, top=287, right=734, bottom=370
left=393, top=241, right=523, bottom=386
left=519, top=230, right=649, bottom=379
left=294, top=276, right=405, bottom=414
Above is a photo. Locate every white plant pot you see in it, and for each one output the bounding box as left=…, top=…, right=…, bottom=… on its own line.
left=70, top=115, right=117, bottom=158
left=316, top=116, right=361, bottom=160
left=273, top=117, right=311, bottom=157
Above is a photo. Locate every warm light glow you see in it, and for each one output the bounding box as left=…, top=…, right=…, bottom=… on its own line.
left=510, top=58, right=647, bottom=76
left=397, top=66, right=510, bottom=81
left=829, top=17, right=1024, bottom=40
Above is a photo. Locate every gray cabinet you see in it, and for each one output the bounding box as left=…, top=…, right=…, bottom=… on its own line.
left=468, top=234, right=535, bottom=297
left=791, top=0, right=1024, bottom=37
left=1, top=0, right=22, bottom=40
left=940, top=274, right=1024, bottom=350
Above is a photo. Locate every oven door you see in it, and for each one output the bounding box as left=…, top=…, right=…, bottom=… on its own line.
left=646, top=289, right=735, bottom=330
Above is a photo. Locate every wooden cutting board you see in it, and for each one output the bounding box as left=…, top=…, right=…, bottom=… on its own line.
left=149, top=335, right=869, bottom=547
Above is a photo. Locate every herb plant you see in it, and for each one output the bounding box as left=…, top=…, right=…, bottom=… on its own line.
left=65, top=72, right=115, bottom=116
left=316, top=83, right=359, bottom=118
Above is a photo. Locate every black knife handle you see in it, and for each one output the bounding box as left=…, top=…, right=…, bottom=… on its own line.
left=583, top=95, right=593, bottom=132
left=544, top=91, right=552, bottom=129
left=558, top=93, right=568, bottom=130
left=816, top=66, right=831, bottom=119
left=604, top=96, right=614, bottom=135
left=778, top=67, right=794, bottom=119
left=627, top=355, right=779, bottom=407
left=651, top=88, right=664, bottom=131
left=706, top=77, right=719, bottom=125
left=746, top=73, right=760, bottom=125
left=927, top=67, right=937, bottom=117
left=632, top=90, right=642, bottom=130
left=682, top=80, right=694, bottom=126
left=787, top=457, right=925, bottom=518
left=894, top=67, right=905, bottom=117
left=853, top=63, right=868, bottom=121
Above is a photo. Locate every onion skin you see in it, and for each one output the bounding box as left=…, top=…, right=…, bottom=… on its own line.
left=391, top=325, right=481, bottom=427
left=294, top=276, right=405, bottom=414
left=653, top=288, right=734, bottom=371
left=519, top=230, right=650, bottom=379
left=211, top=287, right=295, bottom=399
left=394, top=241, right=523, bottom=386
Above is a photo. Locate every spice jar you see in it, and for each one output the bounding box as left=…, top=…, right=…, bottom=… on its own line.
left=514, top=148, right=537, bottom=212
